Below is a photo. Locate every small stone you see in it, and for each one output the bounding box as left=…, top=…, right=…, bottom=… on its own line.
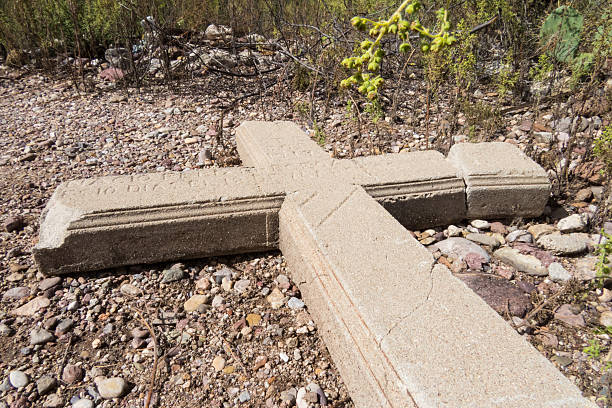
left=287, top=297, right=305, bottom=310
left=557, top=214, right=589, bottom=232
left=551, top=355, right=573, bottom=368
left=600, top=289, right=612, bottom=303
left=72, top=399, right=94, bottom=408
left=548, top=263, right=572, bottom=282
left=184, top=294, right=210, bottom=312
left=9, top=371, right=29, bottom=388
left=537, top=234, right=588, bottom=255
left=2, top=286, right=29, bottom=300
left=574, top=256, right=599, bottom=280
left=279, top=352, right=289, bottom=362
left=120, top=283, right=141, bottom=296
left=211, top=295, right=224, bottom=308
left=527, top=224, right=556, bottom=239
left=431, top=237, right=491, bottom=263
left=276, top=274, right=291, bottom=289
left=554, top=304, right=585, bottom=327
left=195, top=277, right=211, bottom=291
left=280, top=388, right=297, bottom=405
left=212, top=356, right=226, bottom=371
left=238, top=390, right=250, bottom=402
left=30, top=328, right=54, bottom=345
left=95, top=377, right=129, bottom=399
left=266, top=288, right=285, bottom=309
left=490, top=222, right=507, bottom=234
left=55, top=318, right=74, bottom=335
left=234, top=279, right=250, bottom=293
left=161, top=265, right=185, bottom=283
left=575, top=188, right=593, bottom=202
left=43, top=393, right=64, bottom=408
left=470, top=220, right=490, bottom=230
left=600, top=311, right=612, bottom=327
left=131, top=327, right=149, bottom=338
left=39, top=277, right=61, bottom=291
left=465, top=233, right=499, bottom=248
left=4, top=215, right=25, bottom=232
left=0, top=323, right=13, bottom=336
left=36, top=376, right=57, bottom=395
left=506, top=230, right=533, bottom=243
left=494, top=247, right=547, bottom=276
left=306, top=383, right=327, bottom=405
left=446, top=225, right=463, bottom=237
left=12, top=296, right=50, bottom=316
left=221, top=276, right=233, bottom=291
left=62, top=365, right=84, bottom=384
left=246, top=313, right=262, bottom=327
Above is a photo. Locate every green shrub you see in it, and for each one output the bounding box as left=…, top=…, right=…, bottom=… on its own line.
left=540, top=6, right=583, bottom=63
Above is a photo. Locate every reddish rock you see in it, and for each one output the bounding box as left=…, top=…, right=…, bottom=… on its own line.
left=458, top=274, right=532, bottom=317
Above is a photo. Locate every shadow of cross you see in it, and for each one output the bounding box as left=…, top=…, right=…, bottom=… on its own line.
left=34, top=121, right=594, bottom=407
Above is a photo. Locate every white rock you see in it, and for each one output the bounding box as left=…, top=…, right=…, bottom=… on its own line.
left=548, top=262, right=572, bottom=282
left=470, top=220, right=490, bottom=230
left=9, top=371, right=29, bottom=388
left=95, top=377, right=129, bottom=399
left=557, top=213, right=588, bottom=232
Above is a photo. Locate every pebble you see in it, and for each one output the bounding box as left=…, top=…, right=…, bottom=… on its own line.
left=195, top=277, right=211, bottom=291
left=62, top=364, right=84, bottom=384
left=296, top=387, right=308, bottom=408
left=470, top=220, right=490, bottom=230
left=554, top=304, right=585, bottom=327
left=281, top=388, right=297, bottom=405
left=184, top=294, right=210, bottom=312
left=43, top=393, right=64, bottom=408
left=446, top=225, right=463, bottom=237
left=4, top=215, right=25, bottom=232
left=527, top=224, right=556, bottom=239
left=36, top=376, right=57, bottom=395
left=279, top=352, right=289, bottom=362
left=0, top=323, right=13, bottom=336
left=2, top=286, right=29, bottom=300
left=39, top=277, right=61, bottom=291
left=12, top=296, right=50, bottom=316
left=238, top=390, right=251, bottom=402
left=494, top=247, right=547, bottom=276
left=288, top=297, right=305, bottom=310
left=96, top=377, right=129, bottom=399
left=573, top=256, right=599, bottom=280
left=120, top=283, right=141, bottom=296
left=506, top=230, right=533, bottom=243
left=161, top=265, right=185, bottom=283
left=600, top=289, right=612, bottom=303
left=548, top=262, right=572, bottom=282
left=600, top=311, right=612, bottom=327
left=9, top=370, right=29, bottom=388
left=266, top=287, right=286, bottom=309
left=211, top=294, right=224, bottom=308
left=234, top=279, right=250, bottom=293
left=212, top=355, right=226, bottom=371
left=30, top=328, right=55, bottom=345
left=55, top=318, right=74, bottom=335
left=431, top=237, right=490, bottom=263
left=72, top=399, right=94, bottom=408
left=465, top=233, right=499, bottom=248
left=246, top=313, right=262, bottom=326
left=557, top=213, right=588, bottom=232
left=537, top=234, right=588, bottom=255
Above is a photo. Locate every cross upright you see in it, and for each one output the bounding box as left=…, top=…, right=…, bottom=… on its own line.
left=34, top=121, right=595, bottom=407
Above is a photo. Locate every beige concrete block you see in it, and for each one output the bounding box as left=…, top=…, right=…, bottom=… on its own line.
left=280, top=185, right=594, bottom=408
left=236, top=121, right=330, bottom=167
left=34, top=168, right=284, bottom=275
left=448, top=142, right=550, bottom=219
left=353, top=151, right=466, bottom=228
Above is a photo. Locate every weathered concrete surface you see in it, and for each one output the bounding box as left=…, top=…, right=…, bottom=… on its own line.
left=237, top=121, right=466, bottom=228
left=448, top=142, right=550, bottom=219
left=280, top=186, right=594, bottom=408
left=34, top=168, right=284, bottom=275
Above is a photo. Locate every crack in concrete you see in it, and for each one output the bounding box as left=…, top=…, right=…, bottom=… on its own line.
left=378, top=261, right=435, bottom=347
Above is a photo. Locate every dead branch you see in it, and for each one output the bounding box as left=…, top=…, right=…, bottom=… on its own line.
left=135, top=310, right=158, bottom=408
left=515, top=280, right=574, bottom=329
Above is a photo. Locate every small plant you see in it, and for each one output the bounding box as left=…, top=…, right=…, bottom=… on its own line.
left=584, top=338, right=602, bottom=360
left=594, top=125, right=612, bottom=177
left=340, top=1, right=455, bottom=99
left=363, top=98, right=384, bottom=124
left=595, top=231, right=612, bottom=284
left=529, top=54, right=554, bottom=82
left=494, top=53, right=519, bottom=98
left=313, top=121, right=326, bottom=146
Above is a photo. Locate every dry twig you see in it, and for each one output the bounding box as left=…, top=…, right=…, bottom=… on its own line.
left=135, top=310, right=158, bottom=408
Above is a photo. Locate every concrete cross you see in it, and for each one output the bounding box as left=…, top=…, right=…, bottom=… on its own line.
left=35, top=121, right=594, bottom=407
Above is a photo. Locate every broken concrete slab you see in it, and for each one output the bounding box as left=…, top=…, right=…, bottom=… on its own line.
left=448, top=142, right=550, bottom=219
left=279, top=185, right=592, bottom=407
left=34, top=168, right=284, bottom=275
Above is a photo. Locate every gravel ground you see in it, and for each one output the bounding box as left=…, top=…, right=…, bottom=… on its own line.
left=0, top=65, right=610, bottom=407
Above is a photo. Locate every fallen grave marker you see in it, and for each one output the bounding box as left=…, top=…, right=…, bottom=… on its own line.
left=34, top=121, right=593, bottom=407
